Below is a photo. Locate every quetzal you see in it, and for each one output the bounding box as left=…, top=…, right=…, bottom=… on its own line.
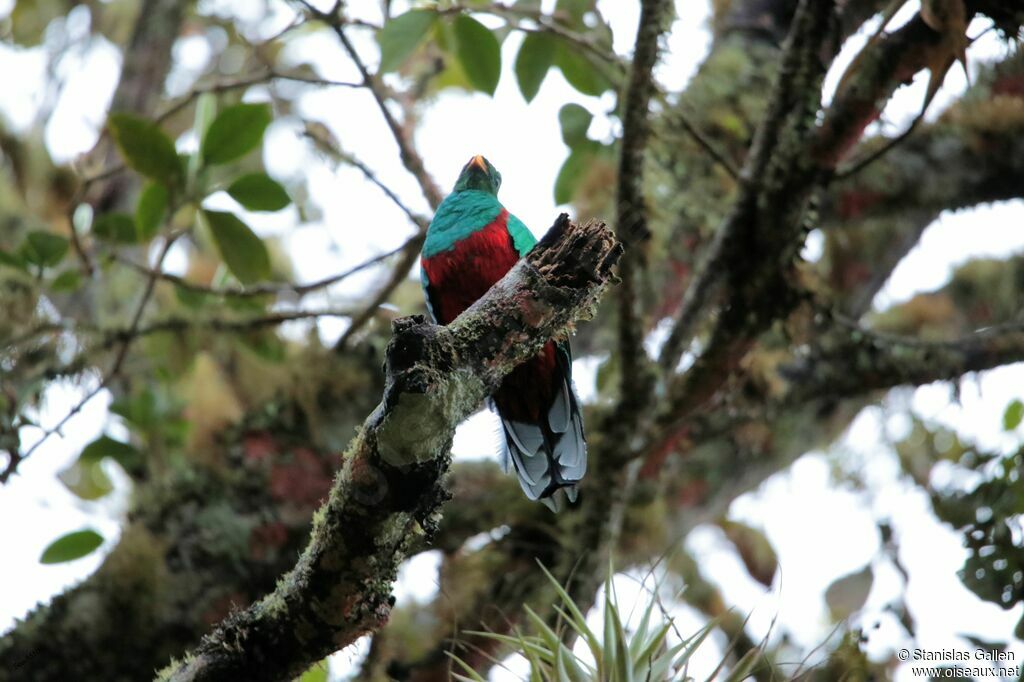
left=420, top=155, right=586, bottom=511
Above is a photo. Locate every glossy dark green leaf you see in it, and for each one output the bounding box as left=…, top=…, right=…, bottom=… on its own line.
left=80, top=435, right=141, bottom=467
left=50, top=269, right=82, bottom=293
left=514, top=32, right=556, bottom=102
left=202, top=210, right=271, bottom=285
left=40, top=529, right=104, bottom=564
left=453, top=14, right=501, bottom=95
left=1004, top=399, right=1024, bottom=431
left=136, top=183, right=168, bottom=240
left=227, top=173, right=291, bottom=212
left=378, top=9, right=438, bottom=73
left=554, top=44, right=610, bottom=96
left=21, top=231, right=69, bottom=268
left=559, top=103, right=592, bottom=147
left=107, top=113, right=181, bottom=184
left=201, top=103, right=272, bottom=166
left=92, top=212, right=138, bottom=244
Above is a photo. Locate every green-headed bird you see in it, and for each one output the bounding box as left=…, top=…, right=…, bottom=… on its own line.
left=420, top=155, right=586, bottom=511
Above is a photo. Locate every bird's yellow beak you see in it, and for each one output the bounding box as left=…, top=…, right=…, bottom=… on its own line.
left=468, top=155, right=487, bottom=171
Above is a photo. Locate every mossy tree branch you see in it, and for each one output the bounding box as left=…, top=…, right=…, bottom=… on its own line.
left=654, top=1, right=1017, bottom=443
left=613, top=0, right=672, bottom=402
left=158, top=216, right=622, bottom=682
left=783, top=321, right=1024, bottom=404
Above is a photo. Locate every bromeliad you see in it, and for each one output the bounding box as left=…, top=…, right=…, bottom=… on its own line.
left=420, top=155, right=586, bottom=511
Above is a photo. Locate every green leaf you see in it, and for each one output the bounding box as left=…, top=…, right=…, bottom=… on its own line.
left=0, top=249, right=28, bottom=271
left=59, top=459, right=114, bottom=500
left=453, top=14, right=501, bottom=95
left=80, top=435, right=141, bottom=468
left=107, top=113, right=181, bottom=184
left=555, top=0, right=594, bottom=24
left=1003, top=399, right=1024, bottom=431
left=175, top=284, right=209, bottom=309
left=378, top=9, right=438, bottom=73
left=227, top=173, right=291, bottom=212
left=136, top=183, right=169, bottom=240
left=723, top=647, right=763, bottom=682
left=92, top=212, right=138, bottom=244
left=21, top=231, right=69, bottom=268
left=201, top=103, right=272, bottom=166
left=554, top=44, right=610, bottom=96
left=202, top=210, right=271, bottom=285
left=51, top=269, right=82, bottom=293
left=240, top=333, right=286, bottom=363
left=193, top=93, right=218, bottom=156
left=514, top=32, right=556, bottom=102
left=559, top=103, right=592, bottom=147
left=537, top=562, right=603, bottom=667
left=110, top=390, right=158, bottom=431
left=40, top=529, right=104, bottom=564
left=553, top=143, right=598, bottom=204
left=10, top=0, right=64, bottom=46
left=297, top=662, right=329, bottom=682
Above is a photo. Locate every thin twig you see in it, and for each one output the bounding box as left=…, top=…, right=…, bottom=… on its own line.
left=439, top=3, right=624, bottom=78
left=99, top=307, right=360, bottom=345
left=664, top=96, right=741, bottom=181
left=114, top=236, right=415, bottom=301
left=1, top=231, right=181, bottom=482
left=155, top=70, right=363, bottom=125
left=290, top=0, right=444, bottom=349
left=296, top=0, right=444, bottom=209
left=302, top=122, right=430, bottom=229
left=335, top=237, right=424, bottom=349
left=834, top=109, right=925, bottom=180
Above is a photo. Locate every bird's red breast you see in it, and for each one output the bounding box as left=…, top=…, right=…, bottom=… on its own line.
left=420, top=209, right=560, bottom=423
left=420, top=209, right=519, bottom=325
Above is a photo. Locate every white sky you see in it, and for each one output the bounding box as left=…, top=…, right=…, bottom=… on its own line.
left=1, top=1, right=1023, bottom=680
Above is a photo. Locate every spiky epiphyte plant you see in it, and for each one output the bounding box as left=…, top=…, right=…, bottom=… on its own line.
left=449, top=564, right=766, bottom=682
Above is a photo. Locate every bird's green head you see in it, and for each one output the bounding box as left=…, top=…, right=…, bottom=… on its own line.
left=452, top=155, right=502, bottom=195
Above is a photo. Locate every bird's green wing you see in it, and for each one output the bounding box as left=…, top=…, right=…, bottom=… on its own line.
left=507, top=213, right=537, bottom=257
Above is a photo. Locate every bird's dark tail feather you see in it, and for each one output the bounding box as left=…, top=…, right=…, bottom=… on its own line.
left=497, top=351, right=586, bottom=512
